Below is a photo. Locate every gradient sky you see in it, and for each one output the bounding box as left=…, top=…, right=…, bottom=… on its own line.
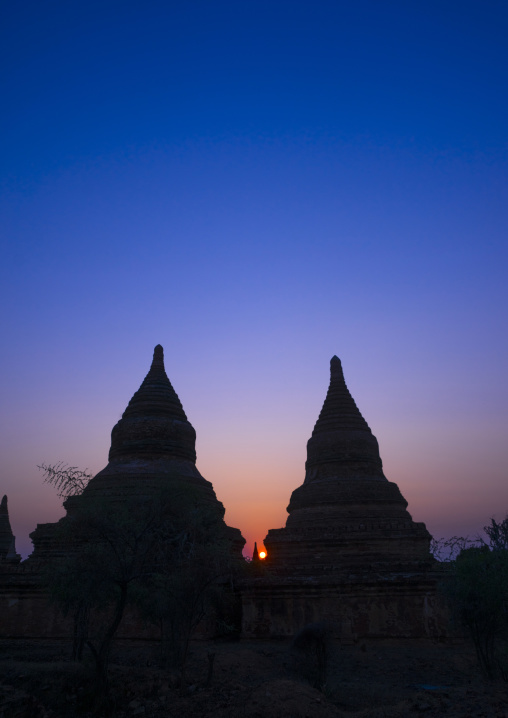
left=1, top=1, right=507, bottom=559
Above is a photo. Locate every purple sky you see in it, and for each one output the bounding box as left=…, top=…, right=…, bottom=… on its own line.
left=1, top=1, right=507, bottom=558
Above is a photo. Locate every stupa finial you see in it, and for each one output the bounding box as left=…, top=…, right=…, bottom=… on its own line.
left=330, top=355, right=344, bottom=380
left=303, top=355, right=384, bottom=482
left=151, top=344, right=164, bottom=369
left=312, top=355, right=369, bottom=434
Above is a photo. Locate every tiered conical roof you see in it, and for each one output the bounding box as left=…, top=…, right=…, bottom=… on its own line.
left=305, top=356, right=385, bottom=483
left=74, top=345, right=230, bottom=506
left=109, top=344, right=196, bottom=463
left=264, top=356, right=432, bottom=573
left=312, top=356, right=370, bottom=432
left=121, top=345, right=187, bottom=421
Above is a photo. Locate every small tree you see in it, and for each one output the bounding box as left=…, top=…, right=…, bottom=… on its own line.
left=430, top=535, right=479, bottom=562
left=38, top=462, right=94, bottom=661
left=133, top=496, right=239, bottom=682
left=484, top=515, right=508, bottom=551
left=444, top=515, right=508, bottom=680
left=41, top=463, right=241, bottom=703
left=46, top=493, right=171, bottom=704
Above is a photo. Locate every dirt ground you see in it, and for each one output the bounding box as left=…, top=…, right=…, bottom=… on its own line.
left=1, top=637, right=507, bottom=718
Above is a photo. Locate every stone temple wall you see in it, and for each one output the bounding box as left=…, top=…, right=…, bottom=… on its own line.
left=0, top=566, right=66, bottom=639
left=0, top=563, right=229, bottom=641
left=241, top=574, right=448, bottom=640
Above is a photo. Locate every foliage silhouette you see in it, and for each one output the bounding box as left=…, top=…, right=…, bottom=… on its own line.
left=133, top=494, right=241, bottom=682
left=42, top=466, right=241, bottom=708
left=430, top=535, right=480, bottom=562
left=45, top=492, right=173, bottom=708
left=444, top=515, right=508, bottom=680
left=484, top=515, right=508, bottom=551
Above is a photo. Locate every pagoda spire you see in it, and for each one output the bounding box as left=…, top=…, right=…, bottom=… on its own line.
left=312, top=356, right=371, bottom=433
left=121, top=344, right=187, bottom=420
left=304, top=356, right=385, bottom=483
left=0, top=495, right=20, bottom=563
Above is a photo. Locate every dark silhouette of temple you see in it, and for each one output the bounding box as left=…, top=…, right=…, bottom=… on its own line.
left=241, top=356, right=443, bottom=639
left=28, top=345, right=244, bottom=565
left=264, top=356, right=432, bottom=573
left=1, top=346, right=244, bottom=638
left=0, top=347, right=445, bottom=641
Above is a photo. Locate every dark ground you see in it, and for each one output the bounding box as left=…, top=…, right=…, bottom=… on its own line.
left=1, top=637, right=507, bottom=718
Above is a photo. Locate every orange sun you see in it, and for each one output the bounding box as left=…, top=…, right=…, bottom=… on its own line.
left=259, top=551, right=267, bottom=559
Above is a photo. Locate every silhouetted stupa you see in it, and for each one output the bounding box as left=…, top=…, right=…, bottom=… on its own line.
left=29, top=345, right=245, bottom=560
left=240, top=357, right=442, bottom=640
left=264, top=356, right=432, bottom=573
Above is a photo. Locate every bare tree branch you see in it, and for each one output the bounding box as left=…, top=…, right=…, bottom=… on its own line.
left=37, top=462, right=92, bottom=498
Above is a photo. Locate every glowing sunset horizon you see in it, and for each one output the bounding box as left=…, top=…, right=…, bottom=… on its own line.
left=3, top=345, right=506, bottom=562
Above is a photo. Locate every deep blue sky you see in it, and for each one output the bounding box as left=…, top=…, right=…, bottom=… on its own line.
left=1, top=1, right=507, bottom=557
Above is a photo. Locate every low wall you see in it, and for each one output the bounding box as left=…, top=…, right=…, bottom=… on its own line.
left=1, top=563, right=449, bottom=643
left=240, top=572, right=448, bottom=641
left=0, top=563, right=239, bottom=641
